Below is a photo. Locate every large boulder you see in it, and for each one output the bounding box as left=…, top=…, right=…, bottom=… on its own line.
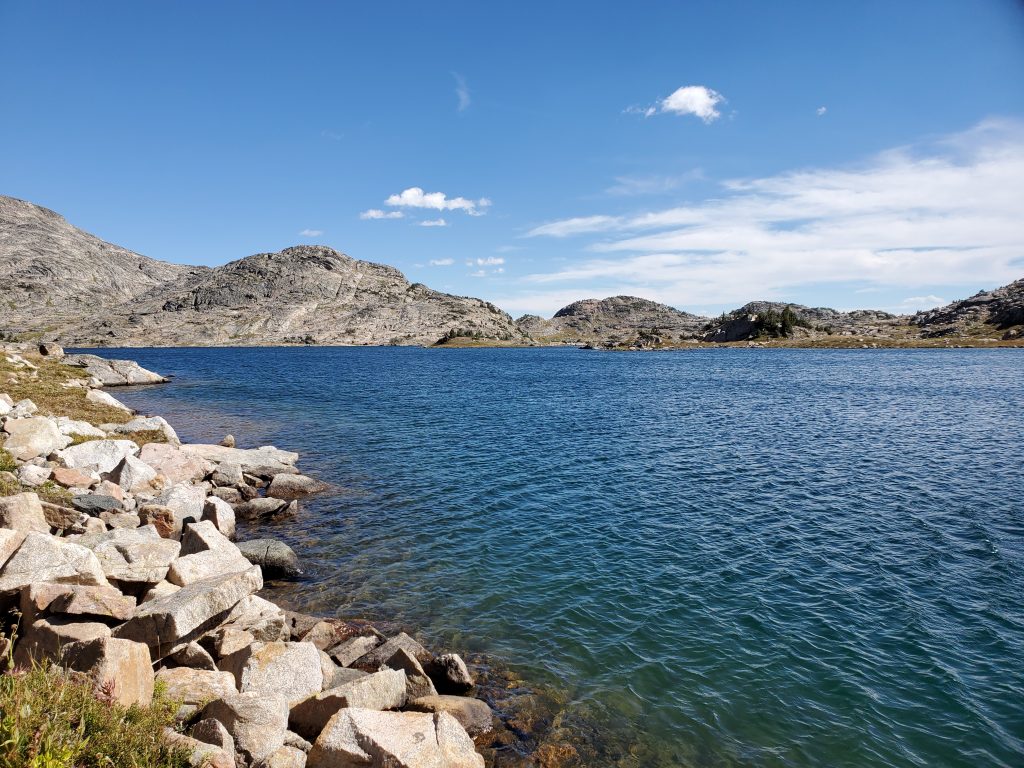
left=0, top=532, right=107, bottom=595
left=21, top=582, right=136, bottom=622
left=406, top=695, right=494, bottom=737
left=13, top=616, right=112, bottom=666
left=17, top=463, right=52, bottom=487
left=161, top=729, right=235, bottom=768
left=140, top=443, right=212, bottom=484
left=71, top=493, right=124, bottom=516
left=63, top=354, right=167, bottom=386
left=62, top=637, right=155, bottom=707
left=328, top=635, right=381, bottom=668
left=351, top=632, right=431, bottom=672
left=155, top=667, right=238, bottom=716
left=289, top=669, right=407, bottom=739
left=85, top=388, right=133, bottom=413
left=234, top=497, right=294, bottom=522
left=86, top=526, right=181, bottom=584
left=385, top=647, right=438, bottom=700
left=0, top=492, right=49, bottom=533
left=53, top=416, right=106, bottom=439
left=427, top=653, right=475, bottom=694
left=105, top=454, right=158, bottom=493
left=0, top=529, right=25, bottom=570
left=179, top=444, right=299, bottom=475
left=51, top=466, right=96, bottom=488
left=221, top=594, right=288, bottom=642
left=104, top=415, right=180, bottom=446
left=2, top=417, right=71, bottom=460
left=236, top=538, right=301, bottom=579
left=220, top=641, right=323, bottom=706
left=201, top=692, right=289, bottom=766
left=202, top=497, right=236, bottom=540
left=267, top=474, right=329, bottom=500
left=307, top=709, right=483, bottom=768
left=57, top=439, right=139, bottom=474
left=114, top=565, right=263, bottom=657
left=152, top=484, right=207, bottom=533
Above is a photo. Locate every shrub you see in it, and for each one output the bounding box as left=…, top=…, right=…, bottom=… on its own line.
left=0, top=658, right=190, bottom=768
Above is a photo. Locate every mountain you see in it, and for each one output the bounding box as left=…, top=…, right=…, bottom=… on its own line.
left=701, top=302, right=901, bottom=342
left=516, top=296, right=706, bottom=342
left=912, top=279, right=1024, bottom=337
left=0, top=196, right=524, bottom=346
left=0, top=195, right=195, bottom=336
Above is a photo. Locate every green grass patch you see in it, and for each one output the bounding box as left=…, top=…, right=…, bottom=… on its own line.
left=0, top=660, right=190, bottom=768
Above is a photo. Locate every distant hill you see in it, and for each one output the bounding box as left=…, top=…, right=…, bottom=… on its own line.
left=0, top=196, right=524, bottom=346
left=912, top=279, right=1024, bottom=337
left=516, top=296, right=705, bottom=342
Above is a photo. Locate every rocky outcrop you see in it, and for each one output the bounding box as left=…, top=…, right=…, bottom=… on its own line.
left=0, top=195, right=194, bottom=339
left=699, top=302, right=902, bottom=343
left=518, top=295, right=705, bottom=342
left=0, top=196, right=525, bottom=347
left=913, top=278, right=1024, bottom=337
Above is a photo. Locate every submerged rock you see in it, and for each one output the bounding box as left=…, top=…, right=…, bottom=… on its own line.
left=236, top=538, right=301, bottom=579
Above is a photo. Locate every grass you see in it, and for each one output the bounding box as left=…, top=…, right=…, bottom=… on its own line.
left=0, top=655, right=190, bottom=768
left=0, top=445, right=15, bottom=473
left=0, top=353, right=131, bottom=426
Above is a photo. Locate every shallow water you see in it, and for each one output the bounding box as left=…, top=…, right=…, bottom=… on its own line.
left=93, top=347, right=1024, bottom=767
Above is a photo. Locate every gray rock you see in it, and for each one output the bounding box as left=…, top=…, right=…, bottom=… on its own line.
left=100, top=510, right=141, bottom=529
left=162, top=728, right=235, bottom=768
left=211, top=462, right=243, bottom=487
left=14, top=615, right=112, bottom=666
left=233, top=497, right=292, bottom=521
left=38, top=342, right=64, bottom=357
left=406, top=695, right=494, bottom=737
left=44, top=583, right=136, bottom=621
left=0, top=529, right=26, bottom=570
left=0, top=531, right=106, bottom=594
left=104, top=415, right=180, bottom=445
left=41, top=501, right=88, bottom=531
left=0, top=492, right=49, bottom=533
left=201, top=692, right=289, bottom=766
left=72, top=493, right=124, bottom=515
left=153, top=483, right=207, bottom=529
left=266, top=474, right=329, bottom=500
left=88, top=526, right=181, bottom=583
left=63, top=354, right=167, bottom=386
left=211, top=486, right=243, bottom=505
left=86, top=388, right=134, bottom=412
left=236, top=538, right=301, bottom=579
left=17, top=463, right=52, bottom=487
left=54, top=416, right=106, bottom=439
left=113, top=565, right=263, bottom=657
left=385, top=647, right=438, bottom=700
left=190, top=717, right=236, bottom=755
left=307, top=709, right=483, bottom=768
left=427, top=653, right=475, bottom=694
left=351, top=632, right=431, bottom=672
left=179, top=444, right=299, bottom=475
left=289, top=669, right=407, bottom=739
left=138, top=504, right=178, bottom=538
left=155, top=667, right=238, bottom=715
left=104, top=454, right=158, bottom=493
left=221, top=594, right=288, bottom=642
left=220, top=641, right=323, bottom=706
left=61, top=636, right=155, bottom=707
left=202, top=496, right=237, bottom=540
left=57, top=439, right=139, bottom=474
left=171, top=640, right=218, bottom=670
left=212, top=626, right=257, bottom=658
left=140, top=443, right=212, bottom=484
left=8, top=398, right=38, bottom=418
left=328, top=635, right=381, bottom=668
left=2, top=417, right=71, bottom=460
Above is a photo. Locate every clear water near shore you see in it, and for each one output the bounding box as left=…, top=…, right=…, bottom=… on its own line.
left=91, top=346, right=1024, bottom=768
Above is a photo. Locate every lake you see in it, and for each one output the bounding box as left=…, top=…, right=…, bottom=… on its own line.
left=89, top=346, right=1024, bottom=768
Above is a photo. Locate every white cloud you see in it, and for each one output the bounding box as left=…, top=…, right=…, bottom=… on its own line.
left=526, top=215, right=622, bottom=238
left=516, top=119, right=1024, bottom=308
left=360, top=209, right=404, bottom=220
left=420, top=218, right=449, bottom=227
left=605, top=171, right=702, bottom=196
left=475, top=257, right=504, bottom=266
left=384, top=187, right=491, bottom=216
left=321, top=129, right=344, bottom=141
left=631, top=85, right=724, bottom=123
left=453, top=73, right=470, bottom=112
left=429, top=258, right=454, bottom=266
left=298, top=229, right=323, bottom=237
left=469, top=269, right=487, bottom=277
left=817, top=106, right=827, bottom=116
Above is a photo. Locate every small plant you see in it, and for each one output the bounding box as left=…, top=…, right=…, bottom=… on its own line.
left=0, top=446, right=15, bottom=473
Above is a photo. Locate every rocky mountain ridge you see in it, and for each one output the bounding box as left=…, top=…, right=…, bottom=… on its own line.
left=0, top=196, right=524, bottom=347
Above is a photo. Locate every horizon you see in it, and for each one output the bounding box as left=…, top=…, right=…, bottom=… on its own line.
left=2, top=2, right=1023, bottom=316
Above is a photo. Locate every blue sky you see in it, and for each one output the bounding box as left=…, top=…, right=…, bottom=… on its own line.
left=2, top=1, right=1023, bottom=317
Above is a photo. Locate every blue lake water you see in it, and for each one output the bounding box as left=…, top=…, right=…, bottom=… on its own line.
left=89, top=347, right=1024, bottom=767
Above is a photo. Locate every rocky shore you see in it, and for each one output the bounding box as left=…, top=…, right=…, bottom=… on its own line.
left=0, top=343, right=498, bottom=768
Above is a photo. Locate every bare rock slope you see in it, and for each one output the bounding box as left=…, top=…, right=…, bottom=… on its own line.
left=912, top=278, right=1024, bottom=337
left=0, top=195, right=195, bottom=337
left=0, top=196, right=524, bottom=346
left=517, top=296, right=705, bottom=342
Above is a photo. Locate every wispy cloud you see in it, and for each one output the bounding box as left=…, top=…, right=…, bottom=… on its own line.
left=630, top=85, right=725, bottom=123
left=516, top=119, right=1024, bottom=309
left=420, top=218, right=449, bottom=227
left=897, top=295, right=946, bottom=311
left=474, top=257, right=504, bottom=266
left=384, top=187, right=491, bottom=216
left=360, top=209, right=404, bottom=220
left=429, top=258, right=454, bottom=266
left=321, top=129, right=344, bottom=141
left=605, top=171, right=703, bottom=197
left=817, top=106, right=827, bottom=117
left=298, top=228, right=323, bottom=237
left=453, top=72, right=470, bottom=112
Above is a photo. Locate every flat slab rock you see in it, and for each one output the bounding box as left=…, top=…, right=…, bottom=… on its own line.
left=0, top=531, right=107, bottom=595
left=289, top=668, right=407, bottom=739
left=64, top=354, right=167, bottom=386
left=308, top=708, right=483, bottom=768
left=220, top=640, right=323, bottom=706
left=178, top=443, right=299, bottom=475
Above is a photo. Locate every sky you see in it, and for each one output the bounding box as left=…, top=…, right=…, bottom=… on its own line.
left=2, top=1, right=1023, bottom=318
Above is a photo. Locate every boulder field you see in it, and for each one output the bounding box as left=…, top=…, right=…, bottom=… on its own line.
left=0, top=344, right=490, bottom=768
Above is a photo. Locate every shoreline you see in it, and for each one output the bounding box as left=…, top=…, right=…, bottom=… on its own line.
left=0, top=342, right=568, bottom=767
